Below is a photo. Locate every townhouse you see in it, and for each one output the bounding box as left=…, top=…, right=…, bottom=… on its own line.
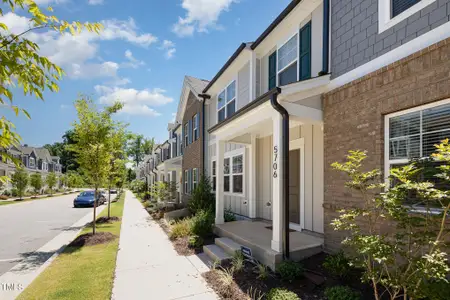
left=141, top=0, right=450, bottom=269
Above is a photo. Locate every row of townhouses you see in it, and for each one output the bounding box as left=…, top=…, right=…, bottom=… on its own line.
left=137, top=0, right=450, bottom=268
left=1, top=145, right=62, bottom=191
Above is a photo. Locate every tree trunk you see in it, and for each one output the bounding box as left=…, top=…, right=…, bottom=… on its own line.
left=108, top=180, right=111, bottom=219
left=93, top=187, right=97, bottom=235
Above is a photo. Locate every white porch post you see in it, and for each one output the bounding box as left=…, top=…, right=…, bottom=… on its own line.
left=248, top=134, right=257, bottom=218
left=271, top=113, right=284, bottom=252
left=215, top=139, right=225, bottom=225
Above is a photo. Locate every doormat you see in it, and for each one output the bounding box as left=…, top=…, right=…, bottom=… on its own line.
left=265, top=226, right=296, bottom=233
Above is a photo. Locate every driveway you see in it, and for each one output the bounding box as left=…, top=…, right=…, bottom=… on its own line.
left=0, top=193, right=115, bottom=276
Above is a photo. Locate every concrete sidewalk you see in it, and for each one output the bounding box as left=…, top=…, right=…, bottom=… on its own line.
left=112, top=191, right=218, bottom=300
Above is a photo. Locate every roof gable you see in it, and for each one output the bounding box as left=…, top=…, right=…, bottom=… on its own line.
left=176, top=76, right=209, bottom=123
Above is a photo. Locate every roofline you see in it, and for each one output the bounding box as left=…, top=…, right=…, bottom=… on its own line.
left=251, top=0, right=303, bottom=50
left=202, top=43, right=248, bottom=94
left=173, top=123, right=181, bottom=131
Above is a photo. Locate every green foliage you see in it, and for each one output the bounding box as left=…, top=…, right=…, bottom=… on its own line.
left=322, top=251, right=351, bottom=278
left=66, top=171, right=85, bottom=188
left=277, top=261, right=304, bottom=283
left=254, top=262, right=270, bottom=280
left=188, top=235, right=204, bottom=248
left=11, top=169, right=28, bottom=199
left=421, top=279, right=450, bottom=300
left=189, top=175, right=214, bottom=214
left=224, top=207, right=236, bottom=222
left=331, top=140, right=450, bottom=300
left=130, top=180, right=146, bottom=194
left=46, top=173, right=57, bottom=194
left=30, top=173, right=43, bottom=195
left=149, top=181, right=177, bottom=203
left=324, top=286, right=360, bottom=300
left=127, top=134, right=154, bottom=167
left=169, top=218, right=193, bottom=240
left=191, top=209, right=214, bottom=238
left=267, top=288, right=300, bottom=300
left=231, top=251, right=244, bottom=272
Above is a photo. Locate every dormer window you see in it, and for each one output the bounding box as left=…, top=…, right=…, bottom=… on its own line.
left=217, top=80, right=236, bottom=123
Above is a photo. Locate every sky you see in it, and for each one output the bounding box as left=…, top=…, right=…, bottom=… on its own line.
left=1, top=0, right=291, bottom=146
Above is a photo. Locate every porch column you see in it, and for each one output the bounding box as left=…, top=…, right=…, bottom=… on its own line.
left=215, top=139, right=225, bottom=225
left=271, top=113, right=284, bottom=252
left=248, top=134, right=257, bottom=218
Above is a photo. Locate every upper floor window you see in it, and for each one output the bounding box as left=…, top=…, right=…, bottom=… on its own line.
left=29, top=157, right=35, bottom=168
left=379, top=0, right=435, bottom=33
left=217, top=81, right=236, bottom=123
left=193, top=114, right=198, bottom=141
left=184, top=123, right=189, bottom=147
left=278, top=34, right=298, bottom=86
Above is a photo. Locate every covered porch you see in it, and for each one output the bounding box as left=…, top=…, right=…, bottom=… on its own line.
left=210, top=86, right=325, bottom=259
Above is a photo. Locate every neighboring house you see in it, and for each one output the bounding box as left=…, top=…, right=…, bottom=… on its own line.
left=0, top=144, right=63, bottom=192
left=202, top=0, right=328, bottom=269
left=323, top=0, right=450, bottom=251
left=177, top=76, right=209, bottom=204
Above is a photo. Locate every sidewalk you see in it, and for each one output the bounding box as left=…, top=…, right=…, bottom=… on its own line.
left=111, top=191, right=218, bottom=300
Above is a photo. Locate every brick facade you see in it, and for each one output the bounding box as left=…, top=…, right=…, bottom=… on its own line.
left=323, top=38, right=450, bottom=251
left=181, top=91, right=204, bottom=204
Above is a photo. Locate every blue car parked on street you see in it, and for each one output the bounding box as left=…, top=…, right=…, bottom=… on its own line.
left=73, top=191, right=106, bottom=208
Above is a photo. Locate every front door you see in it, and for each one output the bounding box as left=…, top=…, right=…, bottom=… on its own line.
left=289, top=149, right=300, bottom=228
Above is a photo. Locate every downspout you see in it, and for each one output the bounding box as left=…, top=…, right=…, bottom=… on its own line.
left=269, top=87, right=290, bottom=259
left=319, top=0, right=330, bottom=76
left=198, top=94, right=211, bottom=175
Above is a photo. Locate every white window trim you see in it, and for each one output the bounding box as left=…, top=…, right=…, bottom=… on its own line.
left=211, top=160, right=217, bottom=192
left=277, top=30, right=299, bottom=86
left=184, top=170, right=189, bottom=195
left=193, top=168, right=198, bottom=190
left=211, top=147, right=245, bottom=197
left=193, top=114, right=198, bottom=141
left=384, top=98, right=450, bottom=189
left=217, top=79, right=237, bottom=123
left=184, top=123, right=189, bottom=147
left=378, top=0, right=437, bottom=34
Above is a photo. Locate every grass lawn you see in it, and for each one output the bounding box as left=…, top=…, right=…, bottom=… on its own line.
left=18, top=192, right=126, bottom=300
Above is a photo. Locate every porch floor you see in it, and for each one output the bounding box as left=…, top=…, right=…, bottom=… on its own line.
left=214, top=220, right=323, bottom=269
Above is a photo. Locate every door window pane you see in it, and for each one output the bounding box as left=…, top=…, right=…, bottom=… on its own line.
left=224, top=176, right=230, bottom=192
left=232, top=155, right=243, bottom=173
left=233, top=175, right=243, bottom=193
left=224, top=158, right=230, bottom=174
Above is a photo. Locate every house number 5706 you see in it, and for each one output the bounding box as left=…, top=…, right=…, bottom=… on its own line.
left=273, top=146, right=278, bottom=178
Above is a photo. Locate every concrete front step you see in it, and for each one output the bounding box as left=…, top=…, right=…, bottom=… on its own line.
left=215, top=237, right=242, bottom=256
left=203, top=244, right=232, bottom=264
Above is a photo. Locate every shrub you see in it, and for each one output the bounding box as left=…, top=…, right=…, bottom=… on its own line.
left=231, top=251, right=244, bottom=272
left=11, top=188, right=18, bottom=197
left=188, top=176, right=214, bottom=214
left=277, top=261, right=304, bottom=283
left=2, top=190, right=11, bottom=196
left=322, top=251, right=350, bottom=278
left=421, top=280, right=450, bottom=300
left=224, top=207, right=236, bottom=222
left=142, top=201, right=153, bottom=209
left=254, top=262, right=269, bottom=280
left=0, top=195, right=8, bottom=200
left=191, top=209, right=214, bottom=237
left=169, top=218, right=193, bottom=239
left=188, top=235, right=204, bottom=248
left=267, top=288, right=300, bottom=300
left=324, top=286, right=360, bottom=300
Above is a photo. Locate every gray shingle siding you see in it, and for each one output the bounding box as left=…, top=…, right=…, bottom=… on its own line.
left=331, top=0, right=450, bottom=79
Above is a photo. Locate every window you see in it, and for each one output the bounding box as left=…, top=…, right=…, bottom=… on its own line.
left=184, top=123, right=189, bottom=147
left=217, top=81, right=236, bottom=123
left=193, top=168, right=198, bottom=191
left=184, top=170, right=188, bottom=195
left=193, top=114, right=198, bottom=141
left=299, top=22, right=311, bottom=81
left=278, top=34, right=298, bottom=86
left=268, top=52, right=277, bottom=90
left=232, top=155, right=243, bottom=193
left=385, top=101, right=450, bottom=205
left=379, top=0, right=435, bottom=33
left=29, top=157, right=35, bottom=168
left=224, top=158, right=230, bottom=192
left=212, top=161, right=216, bottom=192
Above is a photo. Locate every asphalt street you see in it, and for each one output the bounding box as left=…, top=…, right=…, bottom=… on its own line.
left=0, top=193, right=114, bottom=275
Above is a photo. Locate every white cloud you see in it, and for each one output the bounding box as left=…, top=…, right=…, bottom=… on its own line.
left=0, top=13, right=157, bottom=79
left=160, top=40, right=176, bottom=59
left=34, top=0, right=69, bottom=5
left=88, top=0, right=104, bottom=5
left=95, top=85, right=173, bottom=117
left=172, top=0, right=237, bottom=37
left=122, top=49, right=145, bottom=68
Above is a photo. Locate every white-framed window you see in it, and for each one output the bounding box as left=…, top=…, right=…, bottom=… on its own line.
left=224, top=158, right=230, bottom=192
left=184, top=123, right=189, bottom=147
left=184, top=170, right=188, bottom=195
left=277, top=33, right=298, bottom=86
left=217, top=80, right=236, bottom=123
left=193, top=114, right=198, bottom=141
left=232, top=155, right=243, bottom=193
left=193, top=168, right=198, bottom=191
left=385, top=100, right=450, bottom=205
left=29, top=157, right=35, bottom=168
left=379, top=0, right=436, bottom=33
left=212, top=161, right=216, bottom=192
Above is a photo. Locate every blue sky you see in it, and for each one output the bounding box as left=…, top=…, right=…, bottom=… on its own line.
left=2, top=0, right=291, bottom=146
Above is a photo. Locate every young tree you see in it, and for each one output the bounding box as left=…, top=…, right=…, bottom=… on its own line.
left=30, top=173, right=43, bottom=196
left=59, top=174, right=68, bottom=190
left=46, top=173, right=57, bottom=195
left=107, top=127, right=127, bottom=218
left=11, top=169, right=29, bottom=200
left=127, top=134, right=144, bottom=167
left=0, top=1, right=102, bottom=183
left=69, top=96, right=124, bottom=234
left=142, top=137, right=155, bottom=155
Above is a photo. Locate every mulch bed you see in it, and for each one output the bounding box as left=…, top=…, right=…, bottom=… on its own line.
left=68, top=232, right=117, bottom=247
left=203, top=253, right=377, bottom=300
left=95, top=216, right=121, bottom=224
